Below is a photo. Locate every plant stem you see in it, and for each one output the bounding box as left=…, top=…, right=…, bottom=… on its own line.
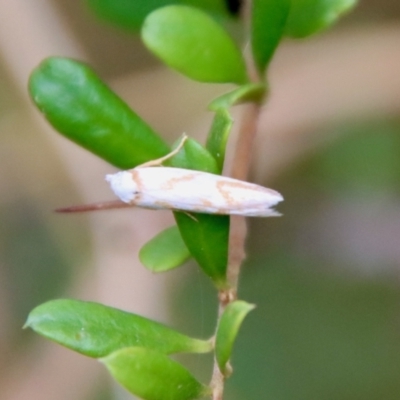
left=228, top=0, right=262, bottom=291
left=210, top=2, right=264, bottom=398
left=210, top=62, right=263, bottom=400
left=211, top=355, right=224, bottom=400
left=210, top=289, right=237, bottom=399
left=227, top=102, right=262, bottom=289
left=212, top=101, right=261, bottom=399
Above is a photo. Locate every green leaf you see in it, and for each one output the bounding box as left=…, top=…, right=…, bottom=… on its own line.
left=206, top=84, right=266, bottom=172
left=139, top=225, right=191, bottom=272
left=142, top=5, right=247, bottom=84
left=167, top=136, right=219, bottom=174
left=174, top=212, right=229, bottom=289
left=29, top=57, right=169, bottom=169
left=25, top=299, right=212, bottom=357
left=165, top=136, right=229, bottom=288
left=251, top=0, right=291, bottom=74
left=101, top=347, right=210, bottom=400
left=206, top=109, right=233, bottom=173
left=86, top=0, right=231, bottom=31
left=208, top=83, right=266, bottom=111
left=215, top=300, right=255, bottom=373
left=285, top=0, right=358, bottom=38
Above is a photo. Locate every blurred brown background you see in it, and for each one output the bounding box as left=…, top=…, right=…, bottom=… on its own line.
left=1, top=1, right=400, bottom=399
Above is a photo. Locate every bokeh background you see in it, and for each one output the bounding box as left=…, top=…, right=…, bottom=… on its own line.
left=1, top=1, right=400, bottom=399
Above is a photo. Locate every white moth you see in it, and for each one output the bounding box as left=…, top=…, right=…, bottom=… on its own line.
left=105, top=136, right=283, bottom=217
left=106, top=168, right=282, bottom=217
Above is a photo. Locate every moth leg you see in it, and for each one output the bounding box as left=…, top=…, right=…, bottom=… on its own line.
left=182, top=211, right=198, bottom=222
left=138, top=134, right=188, bottom=168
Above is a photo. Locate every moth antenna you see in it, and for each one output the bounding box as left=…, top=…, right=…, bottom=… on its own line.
left=137, top=134, right=188, bottom=168
left=55, top=200, right=132, bottom=213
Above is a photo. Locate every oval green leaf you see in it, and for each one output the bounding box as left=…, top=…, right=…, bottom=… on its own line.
left=251, top=0, right=291, bottom=73
left=25, top=299, right=212, bottom=357
left=139, top=225, right=191, bottom=272
left=285, top=0, right=358, bottom=38
left=174, top=212, right=229, bottom=289
left=101, top=347, right=210, bottom=400
left=86, top=0, right=231, bottom=31
left=215, top=300, right=255, bottom=373
left=29, top=57, right=169, bottom=169
left=206, top=109, right=233, bottom=173
left=142, top=5, right=247, bottom=84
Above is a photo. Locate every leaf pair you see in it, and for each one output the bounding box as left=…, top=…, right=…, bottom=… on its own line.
left=26, top=299, right=254, bottom=400
left=26, top=300, right=210, bottom=399
left=102, top=300, right=255, bottom=399
left=142, top=2, right=358, bottom=78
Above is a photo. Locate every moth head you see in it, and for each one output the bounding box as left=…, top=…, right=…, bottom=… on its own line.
left=106, top=171, right=138, bottom=203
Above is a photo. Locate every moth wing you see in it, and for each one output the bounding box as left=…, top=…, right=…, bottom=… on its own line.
left=135, top=167, right=229, bottom=212
left=135, top=167, right=283, bottom=216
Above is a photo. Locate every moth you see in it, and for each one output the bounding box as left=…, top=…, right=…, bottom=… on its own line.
left=58, top=135, right=283, bottom=217
left=105, top=167, right=282, bottom=217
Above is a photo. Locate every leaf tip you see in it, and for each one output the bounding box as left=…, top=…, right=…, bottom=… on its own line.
left=23, top=308, right=39, bottom=330
left=22, top=319, right=31, bottom=330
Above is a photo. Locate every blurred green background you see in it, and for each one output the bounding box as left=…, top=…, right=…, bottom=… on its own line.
left=1, top=1, right=400, bottom=400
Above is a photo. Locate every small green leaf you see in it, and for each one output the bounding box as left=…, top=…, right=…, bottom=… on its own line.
left=251, top=0, right=291, bottom=73
left=25, top=299, right=212, bottom=357
left=167, top=136, right=219, bottom=174
left=86, top=0, right=231, bottom=31
left=142, top=5, right=247, bottom=84
left=208, top=83, right=266, bottom=111
left=174, top=212, right=229, bottom=289
left=215, top=300, right=255, bottom=373
left=139, top=225, right=191, bottom=272
left=29, top=57, right=169, bottom=169
left=206, top=83, right=266, bottom=172
left=206, top=109, right=233, bottom=173
left=285, top=0, right=358, bottom=38
left=101, top=347, right=210, bottom=400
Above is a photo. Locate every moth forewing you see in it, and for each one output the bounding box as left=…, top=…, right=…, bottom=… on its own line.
left=106, top=167, right=283, bottom=217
